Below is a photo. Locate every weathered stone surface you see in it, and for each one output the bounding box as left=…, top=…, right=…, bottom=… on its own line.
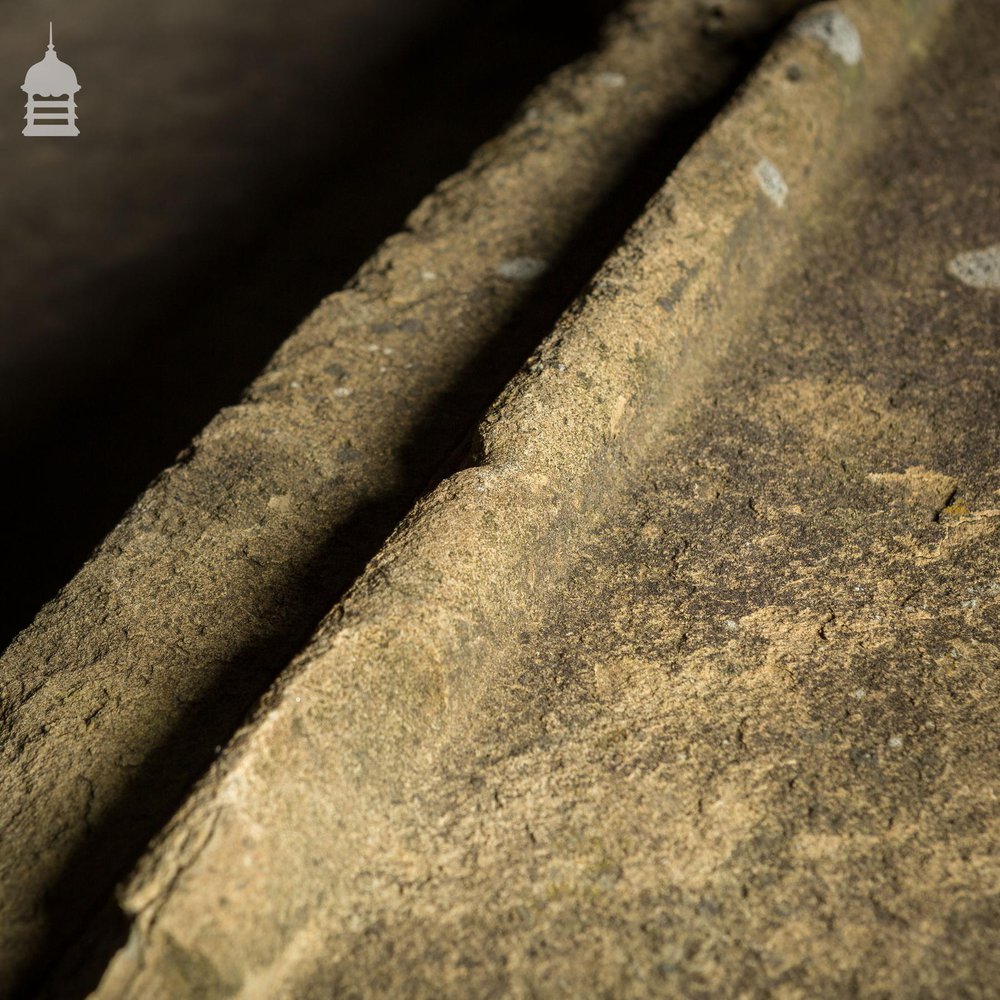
left=89, top=1, right=1000, bottom=996
left=0, top=1, right=806, bottom=992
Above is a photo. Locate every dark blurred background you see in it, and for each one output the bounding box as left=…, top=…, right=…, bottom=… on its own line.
left=0, top=0, right=620, bottom=649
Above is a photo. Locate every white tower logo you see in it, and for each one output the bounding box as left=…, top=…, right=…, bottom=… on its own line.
left=22, top=23, right=81, bottom=137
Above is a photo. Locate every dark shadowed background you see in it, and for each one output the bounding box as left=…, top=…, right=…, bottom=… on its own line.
left=0, top=0, right=619, bottom=648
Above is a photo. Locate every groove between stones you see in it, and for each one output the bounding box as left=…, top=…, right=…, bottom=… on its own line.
left=0, top=1, right=808, bottom=994
left=84, top=1, right=958, bottom=995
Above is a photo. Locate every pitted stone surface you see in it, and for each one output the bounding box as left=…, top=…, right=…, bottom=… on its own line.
left=0, top=1, right=807, bottom=993
left=89, top=2, right=1000, bottom=997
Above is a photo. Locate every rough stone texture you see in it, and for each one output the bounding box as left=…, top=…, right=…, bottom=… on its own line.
left=87, top=0, right=1000, bottom=996
left=0, top=1, right=806, bottom=993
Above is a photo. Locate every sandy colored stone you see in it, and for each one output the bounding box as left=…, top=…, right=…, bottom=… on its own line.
left=86, top=1, right=1000, bottom=997
left=0, top=2, right=810, bottom=993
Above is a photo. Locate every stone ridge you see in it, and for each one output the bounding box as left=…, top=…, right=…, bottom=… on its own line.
left=92, top=1, right=957, bottom=996
left=0, top=1, right=805, bottom=993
